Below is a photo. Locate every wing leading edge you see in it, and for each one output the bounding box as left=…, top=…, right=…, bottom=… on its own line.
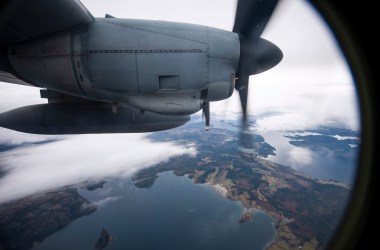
left=0, top=0, right=94, bottom=45
left=0, top=0, right=94, bottom=85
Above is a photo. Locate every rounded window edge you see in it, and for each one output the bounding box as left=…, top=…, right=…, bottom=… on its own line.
left=311, top=1, right=375, bottom=249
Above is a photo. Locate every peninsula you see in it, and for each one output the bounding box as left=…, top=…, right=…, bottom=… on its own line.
left=132, top=123, right=351, bottom=249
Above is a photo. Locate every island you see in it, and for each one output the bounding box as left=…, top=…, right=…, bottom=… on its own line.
left=239, top=211, right=253, bottom=224
left=131, top=123, right=351, bottom=249
left=285, top=127, right=360, bottom=161
left=95, top=227, right=112, bottom=250
left=0, top=188, right=97, bottom=250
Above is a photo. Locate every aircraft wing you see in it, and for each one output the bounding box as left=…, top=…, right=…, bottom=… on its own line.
left=0, top=47, right=33, bottom=86
left=0, top=0, right=94, bottom=45
left=0, top=0, right=94, bottom=86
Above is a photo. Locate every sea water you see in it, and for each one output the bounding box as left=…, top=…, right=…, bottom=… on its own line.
left=36, top=172, right=276, bottom=250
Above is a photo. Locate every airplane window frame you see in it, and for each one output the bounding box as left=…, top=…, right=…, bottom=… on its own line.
left=312, top=0, right=376, bottom=249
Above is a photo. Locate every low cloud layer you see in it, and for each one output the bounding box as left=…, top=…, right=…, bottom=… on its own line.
left=0, top=133, right=196, bottom=204
left=93, top=196, right=121, bottom=208
left=287, top=147, right=313, bottom=168
left=0, top=83, right=44, bottom=113
left=0, top=128, right=63, bottom=145
left=212, top=67, right=360, bottom=132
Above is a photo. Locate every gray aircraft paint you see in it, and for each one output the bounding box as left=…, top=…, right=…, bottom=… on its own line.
left=7, top=18, right=239, bottom=116
left=0, top=0, right=282, bottom=135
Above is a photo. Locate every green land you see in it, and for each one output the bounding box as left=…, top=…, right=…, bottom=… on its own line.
left=132, top=123, right=351, bottom=249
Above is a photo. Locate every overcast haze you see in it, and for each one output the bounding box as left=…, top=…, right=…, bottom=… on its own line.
left=0, top=0, right=360, bottom=203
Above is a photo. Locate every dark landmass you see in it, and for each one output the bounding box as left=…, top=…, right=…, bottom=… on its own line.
left=285, top=127, right=360, bottom=161
left=304, top=127, right=359, bottom=137
left=239, top=211, right=253, bottom=224
left=148, top=122, right=275, bottom=158
left=133, top=123, right=351, bottom=249
left=239, top=132, right=276, bottom=157
left=0, top=144, right=20, bottom=153
left=86, top=181, right=107, bottom=191
left=0, top=140, right=59, bottom=153
left=0, top=189, right=96, bottom=250
left=95, top=227, right=112, bottom=250
left=133, top=175, right=159, bottom=189
left=257, top=142, right=276, bottom=158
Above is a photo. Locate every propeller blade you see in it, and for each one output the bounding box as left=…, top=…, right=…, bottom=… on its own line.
left=235, top=76, right=249, bottom=124
left=202, top=101, right=210, bottom=130
left=232, top=0, right=281, bottom=149
left=233, top=0, right=279, bottom=39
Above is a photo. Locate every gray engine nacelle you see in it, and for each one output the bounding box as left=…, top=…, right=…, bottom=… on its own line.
left=7, top=18, right=239, bottom=112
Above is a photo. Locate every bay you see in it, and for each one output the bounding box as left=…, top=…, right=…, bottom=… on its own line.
left=36, top=172, right=276, bottom=250
left=209, top=119, right=357, bottom=184
left=263, top=131, right=356, bottom=183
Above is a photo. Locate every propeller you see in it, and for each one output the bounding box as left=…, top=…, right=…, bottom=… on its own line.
left=233, top=0, right=283, bottom=131
left=202, top=101, right=210, bottom=131
left=200, top=0, right=282, bottom=136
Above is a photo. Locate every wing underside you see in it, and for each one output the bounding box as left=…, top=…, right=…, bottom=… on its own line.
left=0, top=0, right=94, bottom=86
left=0, top=46, right=33, bottom=86
left=0, top=0, right=93, bottom=45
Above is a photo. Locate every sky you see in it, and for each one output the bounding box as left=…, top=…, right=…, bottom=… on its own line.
left=0, top=0, right=361, bottom=203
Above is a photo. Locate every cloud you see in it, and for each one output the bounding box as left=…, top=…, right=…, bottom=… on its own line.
left=287, top=147, right=313, bottom=168
left=0, top=128, right=64, bottom=145
left=264, top=0, right=348, bottom=68
left=0, top=83, right=197, bottom=206
left=80, top=0, right=236, bottom=30
left=0, top=83, right=44, bottom=113
left=251, top=78, right=360, bottom=132
left=92, top=196, right=121, bottom=208
left=0, top=133, right=197, bottom=204
left=212, top=68, right=360, bottom=132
